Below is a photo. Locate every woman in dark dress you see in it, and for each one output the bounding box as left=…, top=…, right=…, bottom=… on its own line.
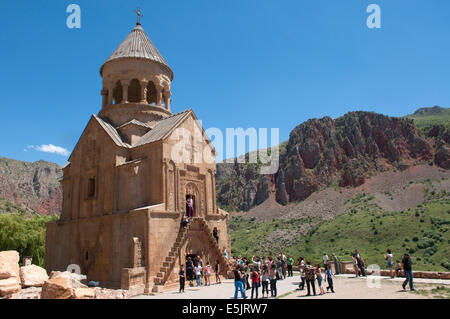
left=213, top=227, right=219, bottom=243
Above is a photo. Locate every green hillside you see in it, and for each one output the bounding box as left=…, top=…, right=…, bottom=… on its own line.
left=405, top=106, right=450, bottom=133
left=0, top=198, right=31, bottom=215
left=229, top=179, right=450, bottom=272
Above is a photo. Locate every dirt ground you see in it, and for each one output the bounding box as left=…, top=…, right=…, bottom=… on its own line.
left=282, top=275, right=448, bottom=299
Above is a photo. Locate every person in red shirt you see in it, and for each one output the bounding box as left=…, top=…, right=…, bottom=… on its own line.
left=250, top=267, right=260, bottom=299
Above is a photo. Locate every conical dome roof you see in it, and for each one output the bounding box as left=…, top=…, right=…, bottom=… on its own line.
left=100, top=24, right=173, bottom=79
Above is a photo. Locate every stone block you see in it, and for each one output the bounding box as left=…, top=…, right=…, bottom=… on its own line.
left=20, top=265, right=49, bottom=288
left=0, top=277, right=21, bottom=297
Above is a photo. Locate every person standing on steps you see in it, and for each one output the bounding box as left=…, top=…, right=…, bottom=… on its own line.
left=181, top=214, right=189, bottom=228
left=213, top=227, right=219, bottom=244
left=233, top=265, right=246, bottom=299
left=402, top=253, right=415, bottom=291
left=215, top=260, right=221, bottom=284
left=179, top=264, right=185, bottom=293
left=186, top=196, right=194, bottom=218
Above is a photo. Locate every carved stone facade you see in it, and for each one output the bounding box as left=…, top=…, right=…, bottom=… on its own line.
left=45, top=22, right=231, bottom=295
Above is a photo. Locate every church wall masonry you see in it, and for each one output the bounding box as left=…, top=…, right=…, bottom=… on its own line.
left=45, top=21, right=231, bottom=295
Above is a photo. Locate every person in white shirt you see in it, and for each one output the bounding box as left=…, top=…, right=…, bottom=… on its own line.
left=195, top=264, right=202, bottom=287
left=323, top=252, right=329, bottom=267
left=384, top=249, right=394, bottom=278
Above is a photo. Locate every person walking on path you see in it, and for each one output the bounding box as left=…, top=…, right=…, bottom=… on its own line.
left=355, top=249, right=366, bottom=276
left=316, top=264, right=325, bottom=295
left=332, top=253, right=341, bottom=274
left=298, top=257, right=305, bottom=290
left=281, top=253, right=287, bottom=279
left=325, top=264, right=335, bottom=293
left=402, top=254, right=414, bottom=291
left=305, top=260, right=316, bottom=296
left=204, top=262, right=211, bottom=286
left=276, top=257, right=283, bottom=281
left=269, top=263, right=278, bottom=298
left=233, top=265, right=246, bottom=299
left=215, top=260, right=221, bottom=284
left=179, top=264, right=185, bottom=293
left=261, top=264, right=270, bottom=298
left=352, top=254, right=359, bottom=277
left=323, top=252, right=329, bottom=268
left=195, top=263, right=202, bottom=287
left=186, top=257, right=194, bottom=286
left=395, top=260, right=402, bottom=278
left=384, top=249, right=394, bottom=278
left=243, top=261, right=250, bottom=290
left=250, top=267, right=260, bottom=299
left=213, top=227, right=219, bottom=244
left=287, top=255, right=293, bottom=277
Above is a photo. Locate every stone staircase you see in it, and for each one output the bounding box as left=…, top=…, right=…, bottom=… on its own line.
left=152, top=217, right=230, bottom=292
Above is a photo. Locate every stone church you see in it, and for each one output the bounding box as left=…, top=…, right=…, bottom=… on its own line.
left=45, top=20, right=231, bottom=294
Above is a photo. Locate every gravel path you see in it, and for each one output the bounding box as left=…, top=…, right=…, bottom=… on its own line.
left=133, top=273, right=449, bottom=299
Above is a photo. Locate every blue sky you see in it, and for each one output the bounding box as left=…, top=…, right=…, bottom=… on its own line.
left=0, top=0, right=449, bottom=166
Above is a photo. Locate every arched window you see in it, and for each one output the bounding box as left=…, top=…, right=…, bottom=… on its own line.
left=113, top=81, right=123, bottom=104
left=146, top=81, right=157, bottom=105
left=128, top=79, right=141, bottom=103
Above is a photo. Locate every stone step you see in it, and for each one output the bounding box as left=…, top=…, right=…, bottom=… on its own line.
left=152, top=284, right=164, bottom=293
left=168, top=251, right=176, bottom=257
left=160, top=266, right=169, bottom=273
left=163, top=262, right=171, bottom=268
left=154, top=277, right=163, bottom=285
left=157, top=272, right=165, bottom=278
left=165, top=257, right=174, bottom=262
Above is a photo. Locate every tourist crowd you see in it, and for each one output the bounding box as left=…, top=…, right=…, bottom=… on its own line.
left=178, top=248, right=415, bottom=298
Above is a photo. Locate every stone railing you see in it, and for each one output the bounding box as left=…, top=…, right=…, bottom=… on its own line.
left=294, top=261, right=450, bottom=280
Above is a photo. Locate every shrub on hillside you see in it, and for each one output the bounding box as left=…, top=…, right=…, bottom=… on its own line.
left=417, top=238, right=435, bottom=249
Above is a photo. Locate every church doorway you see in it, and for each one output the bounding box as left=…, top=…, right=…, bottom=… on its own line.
left=185, top=194, right=196, bottom=218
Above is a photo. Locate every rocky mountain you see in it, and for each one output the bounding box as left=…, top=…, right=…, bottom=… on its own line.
left=216, top=110, right=450, bottom=212
left=0, top=108, right=448, bottom=217
left=0, top=157, right=62, bottom=215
